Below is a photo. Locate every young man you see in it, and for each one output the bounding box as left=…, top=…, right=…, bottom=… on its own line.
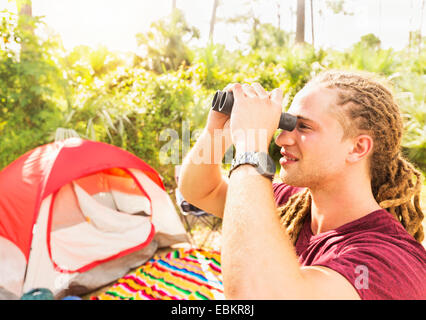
left=178, top=70, right=426, bottom=299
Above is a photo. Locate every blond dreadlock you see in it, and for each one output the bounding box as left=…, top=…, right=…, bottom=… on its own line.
left=278, top=70, right=424, bottom=244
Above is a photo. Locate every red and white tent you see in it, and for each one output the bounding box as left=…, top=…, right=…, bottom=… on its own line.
left=0, top=138, right=187, bottom=298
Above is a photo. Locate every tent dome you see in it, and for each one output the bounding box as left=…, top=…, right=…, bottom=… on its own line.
left=0, top=138, right=187, bottom=298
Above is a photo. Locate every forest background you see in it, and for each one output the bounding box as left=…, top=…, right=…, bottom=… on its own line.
left=0, top=0, right=424, bottom=190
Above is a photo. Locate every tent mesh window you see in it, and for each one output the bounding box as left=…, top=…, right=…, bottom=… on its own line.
left=49, top=168, right=154, bottom=273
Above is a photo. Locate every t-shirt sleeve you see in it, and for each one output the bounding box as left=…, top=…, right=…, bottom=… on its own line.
left=311, top=234, right=426, bottom=300
left=272, top=183, right=304, bottom=207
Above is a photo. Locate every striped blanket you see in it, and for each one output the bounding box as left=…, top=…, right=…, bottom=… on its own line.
left=92, top=248, right=224, bottom=300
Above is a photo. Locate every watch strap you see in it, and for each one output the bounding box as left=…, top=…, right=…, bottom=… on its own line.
left=229, top=152, right=275, bottom=180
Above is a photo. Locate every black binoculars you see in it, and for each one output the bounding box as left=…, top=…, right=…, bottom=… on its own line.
left=211, top=90, right=297, bottom=131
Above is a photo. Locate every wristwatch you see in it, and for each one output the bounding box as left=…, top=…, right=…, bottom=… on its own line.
left=229, top=151, right=276, bottom=180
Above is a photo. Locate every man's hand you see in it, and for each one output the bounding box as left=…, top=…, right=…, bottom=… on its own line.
left=229, top=83, right=283, bottom=153
left=205, top=105, right=230, bottom=134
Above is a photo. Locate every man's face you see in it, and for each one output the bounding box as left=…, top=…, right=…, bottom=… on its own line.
left=275, top=84, right=354, bottom=189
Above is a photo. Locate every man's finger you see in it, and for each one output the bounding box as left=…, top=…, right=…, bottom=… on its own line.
left=232, top=83, right=244, bottom=99
left=223, top=83, right=237, bottom=92
left=270, top=88, right=284, bottom=106
left=242, top=83, right=256, bottom=98
left=252, top=83, right=268, bottom=99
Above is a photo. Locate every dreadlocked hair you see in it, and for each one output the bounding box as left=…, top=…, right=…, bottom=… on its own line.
left=278, top=70, right=424, bottom=244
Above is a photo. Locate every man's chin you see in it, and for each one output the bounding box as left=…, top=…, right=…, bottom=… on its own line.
left=279, top=169, right=309, bottom=188
left=279, top=175, right=299, bottom=187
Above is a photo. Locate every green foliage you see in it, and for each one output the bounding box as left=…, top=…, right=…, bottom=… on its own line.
left=392, top=72, right=426, bottom=173
left=325, top=0, right=354, bottom=16
left=1, top=10, right=425, bottom=187
left=0, top=10, right=63, bottom=168
left=190, top=43, right=234, bottom=90
left=358, top=33, right=381, bottom=49
left=118, top=68, right=207, bottom=187
left=135, top=9, right=200, bottom=73
left=249, top=23, right=291, bottom=50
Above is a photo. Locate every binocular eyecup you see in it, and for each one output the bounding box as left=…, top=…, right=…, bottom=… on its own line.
left=211, top=90, right=297, bottom=132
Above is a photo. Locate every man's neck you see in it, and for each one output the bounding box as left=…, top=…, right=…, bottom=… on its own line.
left=308, top=177, right=382, bottom=235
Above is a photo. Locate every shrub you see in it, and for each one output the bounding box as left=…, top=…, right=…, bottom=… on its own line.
left=0, top=11, right=64, bottom=168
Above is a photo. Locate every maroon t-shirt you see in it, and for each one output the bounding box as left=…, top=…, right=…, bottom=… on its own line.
left=273, top=183, right=426, bottom=300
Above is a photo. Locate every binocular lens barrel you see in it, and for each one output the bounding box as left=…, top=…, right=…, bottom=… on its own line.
left=211, top=90, right=297, bottom=132
left=212, top=90, right=234, bottom=115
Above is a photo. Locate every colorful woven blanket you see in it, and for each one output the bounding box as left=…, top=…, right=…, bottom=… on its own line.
left=92, top=248, right=224, bottom=300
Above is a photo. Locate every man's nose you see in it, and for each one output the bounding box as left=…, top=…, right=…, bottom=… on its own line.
left=275, top=129, right=296, bottom=147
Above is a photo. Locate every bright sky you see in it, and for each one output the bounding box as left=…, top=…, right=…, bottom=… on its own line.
left=1, top=0, right=425, bottom=52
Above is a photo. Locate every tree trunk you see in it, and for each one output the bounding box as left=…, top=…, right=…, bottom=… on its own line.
left=17, top=0, right=33, bottom=57
left=18, top=0, right=32, bottom=16
left=209, top=0, right=219, bottom=41
left=408, top=0, right=414, bottom=48
left=420, top=0, right=425, bottom=53
left=276, top=1, right=281, bottom=30
left=296, top=0, right=305, bottom=43
left=310, top=0, right=314, bottom=47
left=252, top=17, right=260, bottom=49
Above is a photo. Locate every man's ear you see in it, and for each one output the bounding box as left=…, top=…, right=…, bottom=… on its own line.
left=346, top=134, right=374, bottom=163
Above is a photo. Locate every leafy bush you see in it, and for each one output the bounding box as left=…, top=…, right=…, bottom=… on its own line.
left=0, top=11, right=64, bottom=168
left=1, top=10, right=424, bottom=186
left=392, top=72, right=426, bottom=173
left=135, top=9, right=200, bottom=73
